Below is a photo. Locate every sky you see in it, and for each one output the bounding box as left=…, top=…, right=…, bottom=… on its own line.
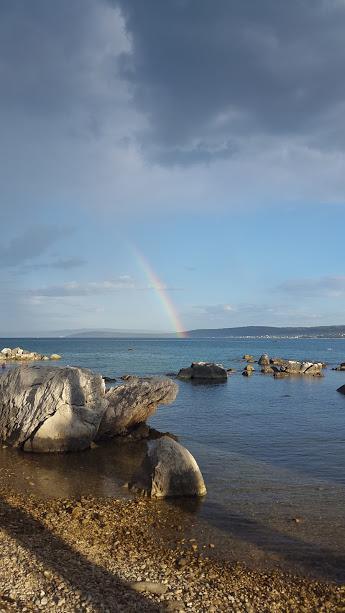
left=1, top=0, right=345, bottom=335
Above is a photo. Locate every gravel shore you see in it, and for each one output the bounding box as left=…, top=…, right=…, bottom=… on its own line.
left=0, top=486, right=343, bottom=612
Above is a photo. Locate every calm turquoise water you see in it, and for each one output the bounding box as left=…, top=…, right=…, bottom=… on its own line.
left=1, top=337, right=345, bottom=580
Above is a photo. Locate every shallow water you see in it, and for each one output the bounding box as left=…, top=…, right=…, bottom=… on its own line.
left=1, top=337, right=345, bottom=581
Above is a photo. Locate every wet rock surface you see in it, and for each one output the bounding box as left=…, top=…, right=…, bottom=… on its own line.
left=242, top=365, right=255, bottom=376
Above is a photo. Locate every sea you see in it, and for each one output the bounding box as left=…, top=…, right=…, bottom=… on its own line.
left=1, top=336, right=345, bottom=582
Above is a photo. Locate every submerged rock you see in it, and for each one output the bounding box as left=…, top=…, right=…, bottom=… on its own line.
left=332, top=363, right=345, bottom=371
left=97, top=377, right=178, bottom=439
left=0, top=366, right=107, bottom=452
left=103, top=375, right=117, bottom=383
left=129, top=436, right=207, bottom=498
left=177, top=362, right=227, bottom=381
left=242, top=364, right=254, bottom=376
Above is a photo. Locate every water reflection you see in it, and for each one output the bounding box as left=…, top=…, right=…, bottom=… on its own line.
left=0, top=440, right=146, bottom=499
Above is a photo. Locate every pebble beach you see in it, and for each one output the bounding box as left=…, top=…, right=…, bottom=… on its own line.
left=0, top=485, right=344, bottom=612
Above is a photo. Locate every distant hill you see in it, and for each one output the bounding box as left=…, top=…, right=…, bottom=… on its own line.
left=66, top=329, right=175, bottom=338
left=186, top=325, right=345, bottom=338
left=63, top=325, right=345, bottom=339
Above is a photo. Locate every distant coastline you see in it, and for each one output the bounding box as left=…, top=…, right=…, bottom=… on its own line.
left=1, top=324, right=345, bottom=339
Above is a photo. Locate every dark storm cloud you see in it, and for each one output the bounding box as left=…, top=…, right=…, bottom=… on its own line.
left=115, top=0, right=345, bottom=163
left=0, top=0, right=117, bottom=117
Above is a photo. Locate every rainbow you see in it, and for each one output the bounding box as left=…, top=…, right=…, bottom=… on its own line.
left=131, top=246, right=187, bottom=338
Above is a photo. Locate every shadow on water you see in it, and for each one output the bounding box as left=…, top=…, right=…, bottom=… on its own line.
left=0, top=496, right=160, bottom=612
left=167, top=497, right=345, bottom=584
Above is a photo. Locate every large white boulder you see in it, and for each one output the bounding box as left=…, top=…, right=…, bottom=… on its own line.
left=0, top=366, right=107, bottom=452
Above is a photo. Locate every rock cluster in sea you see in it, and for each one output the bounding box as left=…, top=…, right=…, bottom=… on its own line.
left=1, top=346, right=61, bottom=362
left=257, top=354, right=324, bottom=377
left=0, top=365, right=206, bottom=498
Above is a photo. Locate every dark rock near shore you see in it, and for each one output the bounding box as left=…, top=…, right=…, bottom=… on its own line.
left=129, top=436, right=207, bottom=498
left=121, top=374, right=140, bottom=382
left=177, top=362, right=227, bottom=381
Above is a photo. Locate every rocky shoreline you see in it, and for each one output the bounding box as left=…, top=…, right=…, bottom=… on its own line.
left=1, top=347, right=61, bottom=363
left=0, top=485, right=343, bottom=612
left=0, top=358, right=344, bottom=610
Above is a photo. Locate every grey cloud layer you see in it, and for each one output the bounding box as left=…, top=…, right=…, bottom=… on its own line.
left=278, top=275, right=345, bottom=298
left=0, top=0, right=127, bottom=117
left=116, top=0, right=345, bottom=163
left=28, top=278, right=180, bottom=297
left=1, top=0, right=345, bottom=218
left=0, top=226, right=73, bottom=267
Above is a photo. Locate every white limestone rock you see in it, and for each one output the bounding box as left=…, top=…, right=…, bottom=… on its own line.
left=0, top=366, right=107, bottom=452
left=97, top=377, right=178, bottom=439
